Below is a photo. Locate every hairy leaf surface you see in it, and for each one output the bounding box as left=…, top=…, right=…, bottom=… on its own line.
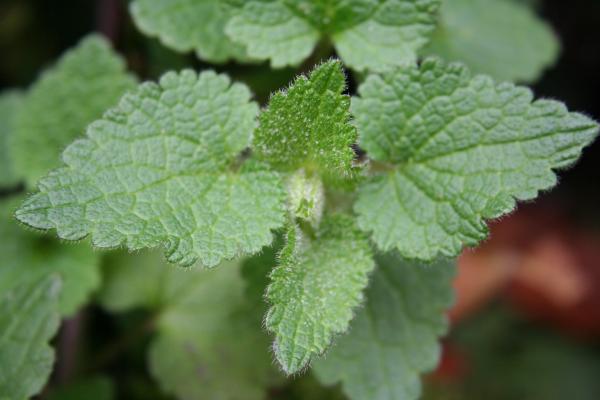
left=313, top=254, right=455, bottom=400
left=255, top=60, right=356, bottom=179
left=16, top=70, right=286, bottom=267
left=226, top=0, right=439, bottom=71
left=100, top=252, right=280, bottom=400
left=0, top=275, right=61, bottom=400
left=354, top=59, right=598, bottom=260
left=0, top=91, right=23, bottom=188
left=267, top=215, right=374, bottom=374
left=424, top=0, right=559, bottom=82
left=12, top=35, right=136, bottom=188
left=130, top=0, right=248, bottom=62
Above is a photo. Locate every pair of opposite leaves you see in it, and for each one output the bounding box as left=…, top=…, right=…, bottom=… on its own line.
left=14, top=44, right=598, bottom=379
left=132, top=0, right=439, bottom=71
left=131, top=0, right=559, bottom=82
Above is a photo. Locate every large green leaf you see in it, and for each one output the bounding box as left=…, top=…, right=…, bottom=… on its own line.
left=313, top=254, right=455, bottom=400
left=354, top=58, right=598, bottom=260
left=266, top=215, right=374, bottom=374
left=16, top=70, right=286, bottom=267
left=12, top=34, right=136, bottom=188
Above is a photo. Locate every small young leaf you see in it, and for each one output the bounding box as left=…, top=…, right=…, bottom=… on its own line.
left=100, top=252, right=280, bottom=400
left=0, top=198, right=99, bottom=317
left=423, top=0, right=559, bottom=82
left=130, top=0, right=248, bottom=63
left=0, top=275, right=61, bottom=400
left=0, top=91, right=23, bottom=188
left=286, top=169, right=325, bottom=226
left=266, top=215, right=375, bottom=374
left=16, top=70, right=286, bottom=267
left=354, top=58, right=598, bottom=261
left=12, top=34, right=137, bottom=188
left=226, top=0, right=440, bottom=71
left=313, top=254, right=455, bottom=400
left=255, top=60, right=356, bottom=179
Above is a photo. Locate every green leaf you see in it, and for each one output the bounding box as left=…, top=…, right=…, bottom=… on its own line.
left=226, top=1, right=320, bottom=68
left=0, top=196, right=98, bottom=396
left=255, top=60, right=356, bottom=179
left=226, top=0, right=440, bottom=71
left=331, top=0, right=440, bottom=72
left=266, top=215, right=375, bottom=374
left=354, top=58, right=598, bottom=260
left=0, top=275, right=61, bottom=400
left=313, top=254, right=455, bottom=400
left=151, top=256, right=282, bottom=400
left=423, top=0, right=559, bottom=82
left=100, top=251, right=281, bottom=400
left=12, top=34, right=137, bottom=188
left=0, top=198, right=99, bottom=317
left=16, top=70, right=286, bottom=267
left=0, top=91, right=23, bottom=188
left=130, top=0, right=248, bottom=63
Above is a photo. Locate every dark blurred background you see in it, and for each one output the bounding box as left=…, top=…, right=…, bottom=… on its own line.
left=1, top=0, right=599, bottom=399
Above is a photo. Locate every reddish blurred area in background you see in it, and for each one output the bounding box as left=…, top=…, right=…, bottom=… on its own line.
left=453, top=202, right=600, bottom=334
left=432, top=199, right=600, bottom=382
